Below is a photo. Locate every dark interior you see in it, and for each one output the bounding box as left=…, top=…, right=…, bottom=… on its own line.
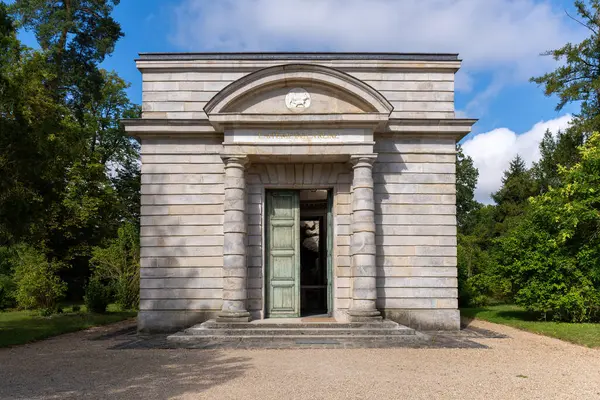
left=299, top=190, right=329, bottom=316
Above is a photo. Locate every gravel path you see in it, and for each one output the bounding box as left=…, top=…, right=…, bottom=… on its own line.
left=0, top=319, right=598, bottom=400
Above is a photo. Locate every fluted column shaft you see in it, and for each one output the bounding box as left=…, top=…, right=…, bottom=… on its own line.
left=348, top=155, right=381, bottom=322
left=218, top=156, right=251, bottom=322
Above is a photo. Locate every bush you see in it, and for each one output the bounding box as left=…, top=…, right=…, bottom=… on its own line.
left=0, top=247, right=16, bottom=310
left=12, top=244, right=67, bottom=310
left=72, top=304, right=81, bottom=312
left=0, top=274, right=16, bottom=310
left=39, top=308, right=54, bottom=317
left=84, top=278, right=110, bottom=313
left=90, top=222, right=140, bottom=310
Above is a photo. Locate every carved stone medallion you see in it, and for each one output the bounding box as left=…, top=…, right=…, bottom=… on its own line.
left=285, top=88, right=311, bottom=112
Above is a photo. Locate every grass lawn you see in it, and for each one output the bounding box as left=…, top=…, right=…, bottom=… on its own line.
left=0, top=304, right=136, bottom=348
left=462, top=304, right=600, bottom=348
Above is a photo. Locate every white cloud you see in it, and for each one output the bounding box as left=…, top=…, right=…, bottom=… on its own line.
left=169, top=0, right=586, bottom=116
left=170, top=0, right=584, bottom=79
left=461, top=115, right=573, bottom=204
left=454, top=70, right=474, bottom=93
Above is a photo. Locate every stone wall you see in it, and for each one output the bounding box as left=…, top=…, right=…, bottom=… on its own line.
left=142, top=68, right=455, bottom=120
left=138, top=136, right=225, bottom=332
left=373, top=135, right=459, bottom=330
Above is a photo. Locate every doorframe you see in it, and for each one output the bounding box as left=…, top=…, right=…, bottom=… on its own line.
left=262, top=187, right=335, bottom=318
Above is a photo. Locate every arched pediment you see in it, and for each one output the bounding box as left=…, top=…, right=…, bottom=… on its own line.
left=204, top=64, right=393, bottom=130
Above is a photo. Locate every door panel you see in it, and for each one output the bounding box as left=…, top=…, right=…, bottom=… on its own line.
left=327, top=189, right=333, bottom=315
left=266, top=190, right=300, bottom=317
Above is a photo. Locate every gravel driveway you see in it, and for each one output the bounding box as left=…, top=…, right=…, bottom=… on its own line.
left=0, top=319, right=598, bottom=400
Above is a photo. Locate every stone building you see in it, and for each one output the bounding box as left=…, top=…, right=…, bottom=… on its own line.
left=123, top=53, right=476, bottom=333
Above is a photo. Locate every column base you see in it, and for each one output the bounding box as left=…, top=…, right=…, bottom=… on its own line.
left=216, top=311, right=251, bottom=323
left=348, top=309, right=382, bottom=322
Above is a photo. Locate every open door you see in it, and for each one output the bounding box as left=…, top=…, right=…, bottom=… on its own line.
left=327, top=188, right=333, bottom=316
left=265, top=190, right=300, bottom=317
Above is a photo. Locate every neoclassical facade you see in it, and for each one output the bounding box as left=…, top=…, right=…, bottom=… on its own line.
left=124, top=53, right=476, bottom=332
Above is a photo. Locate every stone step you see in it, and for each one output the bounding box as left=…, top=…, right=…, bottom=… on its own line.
left=183, top=327, right=415, bottom=336
left=199, top=320, right=401, bottom=330
left=166, top=319, right=418, bottom=347
left=168, top=333, right=423, bottom=343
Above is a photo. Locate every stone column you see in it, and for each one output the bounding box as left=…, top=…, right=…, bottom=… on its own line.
left=217, top=155, right=251, bottom=322
left=348, top=155, right=382, bottom=322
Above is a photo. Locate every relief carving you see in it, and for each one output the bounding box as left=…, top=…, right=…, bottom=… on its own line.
left=285, top=88, right=311, bottom=111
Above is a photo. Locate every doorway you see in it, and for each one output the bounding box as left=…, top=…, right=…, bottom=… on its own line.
left=265, top=189, right=332, bottom=318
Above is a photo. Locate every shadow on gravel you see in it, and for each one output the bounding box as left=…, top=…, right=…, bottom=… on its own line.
left=460, top=317, right=510, bottom=339
left=0, top=323, right=253, bottom=400
left=90, top=325, right=138, bottom=341
left=99, top=328, right=498, bottom=350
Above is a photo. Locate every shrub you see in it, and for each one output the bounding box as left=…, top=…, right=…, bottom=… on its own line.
left=84, top=278, right=110, bottom=313
left=90, top=222, right=140, bottom=310
left=0, top=247, right=16, bottom=310
left=39, top=308, right=54, bottom=317
left=0, top=274, right=16, bottom=310
left=12, top=244, right=67, bottom=310
left=72, top=304, right=81, bottom=312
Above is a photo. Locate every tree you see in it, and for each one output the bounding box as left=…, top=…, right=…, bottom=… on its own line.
left=90, top=222, right=140, bottom=309
left=12, top=244, right=67, bottom=311
left=456, top=145, right=480, bottom=230
left=531, top=0, right=600, bottom=135
left=492, top=155, right=538, bottom=234
left=457, top=205, right=499, bottom=306
left=0, top=5, right=79, bottom=245
left=498, top=132, right=600, bottom=322
left=10, top=0, right=123, bottom=117
left=1, top=2, right=139, bottom=305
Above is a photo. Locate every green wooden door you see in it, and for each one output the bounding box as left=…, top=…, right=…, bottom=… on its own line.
left=266, top=190, right=300, bottom=317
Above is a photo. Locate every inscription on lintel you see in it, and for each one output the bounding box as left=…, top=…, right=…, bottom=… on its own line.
left=228, top=129, right=369, bottom=144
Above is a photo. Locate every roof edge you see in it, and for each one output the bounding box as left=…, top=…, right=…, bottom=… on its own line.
left=136, top=52, right=461, bottom=62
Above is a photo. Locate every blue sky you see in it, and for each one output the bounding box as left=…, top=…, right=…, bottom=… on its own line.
left=15, top=0, right=587, bottom=202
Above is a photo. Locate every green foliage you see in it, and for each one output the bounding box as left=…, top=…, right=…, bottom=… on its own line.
left=1, top=2, right=140, bottom=303
left=10, top=0, right=124, bottom=115
left=0, top=247, right=16, bottom=310
left=458, top=233, right=491, bottom=307
left=531, top=0, right=600, bottom=135
left=84, top=278, right=110, bottom=313
left=12, top=244, right=67, bottom=311
left=457, top=205, right=511, bottom=307
left=0, top=275, right=16, bottom=310
left=456, top=145, right=479, bottom=229
left=498, top=132, right=600, bottom=322
left=90, top=222, right=140, bottom=310
left=532, top=128, right=586, bottom=194
left=491, top=155, right=539, bottom=235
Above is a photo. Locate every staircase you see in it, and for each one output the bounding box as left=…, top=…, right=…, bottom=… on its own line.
left=167, top=318, right=421, bottom=348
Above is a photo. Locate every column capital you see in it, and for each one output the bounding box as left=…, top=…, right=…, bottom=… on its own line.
left=221, top=155, right=249, bottom=168
left=349, top=154, right=377, bottom=168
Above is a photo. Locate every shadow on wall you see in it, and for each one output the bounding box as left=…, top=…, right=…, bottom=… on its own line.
left=373, top=152, right=404, bottom=306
